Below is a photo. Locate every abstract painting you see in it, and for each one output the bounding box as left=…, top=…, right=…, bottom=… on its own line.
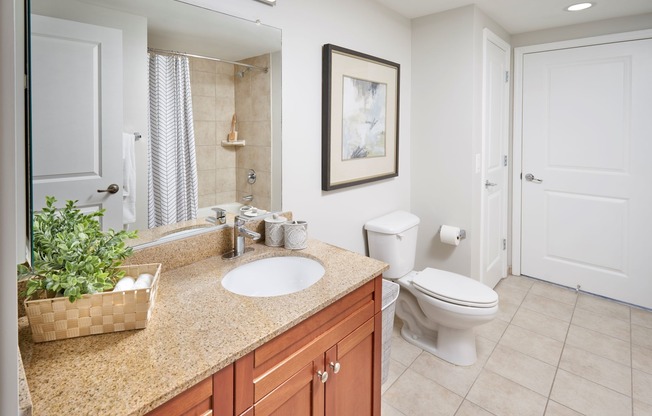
left=342, top=76, right=387, bottom=160
left=322, top=44, right=400, bottom=191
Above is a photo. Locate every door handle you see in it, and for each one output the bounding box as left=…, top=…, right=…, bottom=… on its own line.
left=524, top=173, right=543, bottom=184
left=485, top=180, right=497, bottom=188
left=97, top=184, right=120, bottom=194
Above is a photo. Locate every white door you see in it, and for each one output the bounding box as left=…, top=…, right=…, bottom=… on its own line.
left=481, top=30, right=510, bottom=289
left=31, top=15, right=123, bottom=230
left=520, top=38, right=652, bottom=308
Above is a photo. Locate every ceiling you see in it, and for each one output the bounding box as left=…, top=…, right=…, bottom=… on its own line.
left=78, top=0, right=281, bottom=61
left=373, top=0, right=652, bottom=34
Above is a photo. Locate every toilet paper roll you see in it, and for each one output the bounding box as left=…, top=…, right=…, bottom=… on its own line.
left=440, top=225, right=461, bottom=246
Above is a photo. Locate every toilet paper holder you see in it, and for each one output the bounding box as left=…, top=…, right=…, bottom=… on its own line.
left=438, top=226, right=466, bottom=239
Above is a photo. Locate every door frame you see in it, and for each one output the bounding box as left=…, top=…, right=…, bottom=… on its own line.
left=511, top=28, right=652, bottom=275
left=480, top=28, right=510, bottom=286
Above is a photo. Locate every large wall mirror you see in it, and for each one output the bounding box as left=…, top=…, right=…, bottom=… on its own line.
left=28, top=0, right=282, bottom=247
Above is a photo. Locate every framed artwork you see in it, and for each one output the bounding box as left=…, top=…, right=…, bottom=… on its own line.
left=322, top=44, right=400, bottom=191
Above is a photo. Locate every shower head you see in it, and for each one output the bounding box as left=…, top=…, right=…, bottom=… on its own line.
left=236, top=67, right=252, bottom=78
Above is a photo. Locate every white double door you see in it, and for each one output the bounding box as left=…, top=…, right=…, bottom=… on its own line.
left=519, top=35, right=652, bottom=308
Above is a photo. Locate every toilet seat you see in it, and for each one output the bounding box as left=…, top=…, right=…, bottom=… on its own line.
left=411, top=268, right=498, bottom=308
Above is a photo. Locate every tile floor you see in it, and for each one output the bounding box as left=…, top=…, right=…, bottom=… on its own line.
left=381, top=275, right=652, bottom=416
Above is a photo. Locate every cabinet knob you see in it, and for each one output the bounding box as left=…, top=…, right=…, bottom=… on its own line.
left=316, top=370, right=329, bottom=383
left=329, top=362, right=341, bottom=374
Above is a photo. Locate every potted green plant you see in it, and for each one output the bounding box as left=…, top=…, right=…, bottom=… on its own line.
left=20, top=197, right=162, bottom=342
left=19, top=196, right=137, bottom=302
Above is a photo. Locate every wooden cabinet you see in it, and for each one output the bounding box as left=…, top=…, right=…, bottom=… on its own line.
left=146, top=364, right=234, bottom=416
left=248, top=354, right=324, bottom=416
left=146, top=275, right=382, bottom=416
left=325, top=317, right=377, bottom=416
left=235, top=276, right=382, bottom=416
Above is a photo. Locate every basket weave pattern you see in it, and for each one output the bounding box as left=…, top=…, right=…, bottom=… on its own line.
left=24, top=263, right=161, bottom=343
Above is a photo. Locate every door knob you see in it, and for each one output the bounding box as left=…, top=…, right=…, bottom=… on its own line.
left=329, top=361, right=341, bottom=374
left=97, top=184, right=120, bottom=194
left=316, top=370, right=329, bottom=383
left=524, top=173, right=543, bottom=184
left=485, top=180, right=497, bottom=188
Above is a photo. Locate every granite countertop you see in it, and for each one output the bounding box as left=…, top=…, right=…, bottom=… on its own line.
left=18, top=240, right=387, bottom=416
left=18, top=350, right=32, bottom=416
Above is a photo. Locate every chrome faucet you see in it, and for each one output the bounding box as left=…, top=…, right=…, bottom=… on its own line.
left=206, top=207, right=226, bottom=225
left=224, top=216, right=261, bottom=259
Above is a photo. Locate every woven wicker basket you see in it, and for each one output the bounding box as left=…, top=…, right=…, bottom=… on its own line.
left=24, top=263, right=161, bottom=343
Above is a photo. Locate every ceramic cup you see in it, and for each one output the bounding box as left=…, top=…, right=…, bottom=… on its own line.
left=264, top=214, right=287, bottom=247
left=283, top=221, right=308, bottom=250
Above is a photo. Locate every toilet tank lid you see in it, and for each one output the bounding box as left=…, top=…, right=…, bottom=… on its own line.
left=364, top=211, right=420, bottom=234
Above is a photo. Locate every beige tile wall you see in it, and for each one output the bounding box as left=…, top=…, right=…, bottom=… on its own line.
left=190, top=58, right=237, bottom=209
left=190, top=54, right=272, bottom=212
left=235, top=54, right=272, bottom=211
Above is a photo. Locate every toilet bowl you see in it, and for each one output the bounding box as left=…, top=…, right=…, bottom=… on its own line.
left=394, top=269, right=497, bottom=366
left=365, top=211, right=499, bottom=366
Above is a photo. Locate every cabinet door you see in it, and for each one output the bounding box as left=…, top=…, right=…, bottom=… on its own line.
left=146, top=376, right=212, bottom=416
left=146, top=364, right=234, bottom=416
left=254, top=355, right=325, bottom=416
left=325, top=318, right=376, bottom=416
left=214, top=364, right=234, bottom=416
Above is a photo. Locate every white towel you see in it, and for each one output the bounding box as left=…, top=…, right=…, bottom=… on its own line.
left=122, top=133, right=137, bottom=224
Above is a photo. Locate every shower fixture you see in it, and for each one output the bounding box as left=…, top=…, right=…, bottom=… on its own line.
left=236, top=67, right=253, bottom=78
left=147, top=48, right=268, bottom=76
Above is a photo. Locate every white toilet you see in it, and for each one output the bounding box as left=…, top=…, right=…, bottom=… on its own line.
left=365, top=211, right=498, bottom=366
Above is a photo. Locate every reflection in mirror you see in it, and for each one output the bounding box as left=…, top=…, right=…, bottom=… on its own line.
left=29, top=0, right=282, bottom=247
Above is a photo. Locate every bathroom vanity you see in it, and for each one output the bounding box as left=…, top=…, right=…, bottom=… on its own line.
left=18, top=238, right=387, bottom=416
left=148, top=277, right=381, bottom=416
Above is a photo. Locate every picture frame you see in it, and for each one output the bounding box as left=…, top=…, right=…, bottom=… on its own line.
left=322, top=44, right=400, bottom=191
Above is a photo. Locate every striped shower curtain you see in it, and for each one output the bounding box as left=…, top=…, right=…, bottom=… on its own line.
left=147, top=53, right=199, bottom=228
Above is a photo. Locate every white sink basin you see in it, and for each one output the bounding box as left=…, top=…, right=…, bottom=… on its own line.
left=221, top=256, right=325, bottom=297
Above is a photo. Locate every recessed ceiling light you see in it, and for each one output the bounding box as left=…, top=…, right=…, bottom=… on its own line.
left=565, top=2, right=594, bottom=12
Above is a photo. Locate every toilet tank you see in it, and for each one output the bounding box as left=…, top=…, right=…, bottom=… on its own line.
left=364, top=211, right=420, bottom=279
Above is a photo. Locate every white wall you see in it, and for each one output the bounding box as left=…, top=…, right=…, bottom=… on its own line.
left=0, top=0, right=22, bottom=412
left=185, top=0, right=413, bottom=254
left=411, top=5, right=509, bottom=278
left=411, top=6, right=475, bottom=276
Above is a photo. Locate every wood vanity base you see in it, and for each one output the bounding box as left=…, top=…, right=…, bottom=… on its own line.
left=147, top=276, right=382, bottom=416
left=236, top=276, right=382, bottom=416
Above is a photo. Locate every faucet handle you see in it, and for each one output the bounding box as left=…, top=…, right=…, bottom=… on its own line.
left=211, top=207, right=226, bottom=224
left=234, top=215, right=246, bottom=226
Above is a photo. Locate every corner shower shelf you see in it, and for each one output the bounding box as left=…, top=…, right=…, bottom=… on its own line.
left=221, top=140, right=246, bottom=147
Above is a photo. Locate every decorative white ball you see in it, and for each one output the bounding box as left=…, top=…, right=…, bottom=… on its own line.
left=113, top=276, right=135, bottom=291
left=135, top=273, right=154, bottom=288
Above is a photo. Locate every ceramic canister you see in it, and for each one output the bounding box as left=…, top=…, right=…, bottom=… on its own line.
left=283, top=221, right=308, bottom=250
left=264, top=214, right=288, bottom=247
